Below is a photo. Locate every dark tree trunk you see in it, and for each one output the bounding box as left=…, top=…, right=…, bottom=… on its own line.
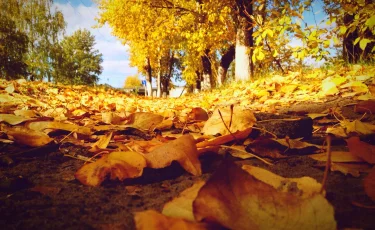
left=145, top=57, right=152, bottom=96
left=195, top=71, right=202, bottom=92
left=201, top=49, right=213, bottom=90
left=217, top=45, right=235, bottom=86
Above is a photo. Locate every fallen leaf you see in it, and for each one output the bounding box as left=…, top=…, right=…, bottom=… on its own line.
left=4, top=127, right=53, bottom=147
left=134, top=210, right=209, bottom=230
left=307, top=113, right=329, bottom=119
left=193, top=161, right=336, bottom=230
left=26, top=121, right=91, bottom=135
left=242, top=165, right=323, bottom=197
left=162, top=181, right=206, bottom=221
left=364, top=166, right=375, bottom=201
left=89, top=132, right=113, bottom=152
left=188, top=107, right=209, bottom=121
left=75, top=151, right=146, bottom=186
left=0, top=114, right=34, bottom=125
left=14, top=110, right=38, bottom=118
left=142, top=134, right=202, bottom=176
left=346, top=137, right=375, bottom=163
left=202, top=105, right=256, bottom=136
left=309, top=151, right=364, bottom=163
left=126, top=112, right=164, bottom=130
left=330, top=162, right=371, bottom=177
left=196, top=128, right=252, bottom=149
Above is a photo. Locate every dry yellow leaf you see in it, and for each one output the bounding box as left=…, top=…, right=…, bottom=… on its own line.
left=142, top=134, right=201, bottom=176
left=4, top=127, right=53, bottom=147
left=193, top=161, right=336, bottom=230
left=202, top=105, right=256, bottom=136
left=162, top=181, right=205, bottom=221
left=75, top=151, right=146, bottom=186
left=135, top=210, right=209, bottom=230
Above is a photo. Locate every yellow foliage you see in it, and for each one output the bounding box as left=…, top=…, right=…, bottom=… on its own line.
left=124, top=75, right=142, bottom=88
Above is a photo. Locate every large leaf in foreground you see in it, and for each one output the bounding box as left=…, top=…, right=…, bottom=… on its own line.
left=193, top=161, right=336, bottom=230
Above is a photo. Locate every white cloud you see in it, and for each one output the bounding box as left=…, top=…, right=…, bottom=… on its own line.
left=52, top=2, right=135, bottom=88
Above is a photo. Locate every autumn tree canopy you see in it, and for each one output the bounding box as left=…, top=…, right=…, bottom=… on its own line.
left=97, top=0, right=374, bottom=96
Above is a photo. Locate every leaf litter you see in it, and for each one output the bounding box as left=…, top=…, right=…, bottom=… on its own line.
left=1, top=65, right=375, bottom=229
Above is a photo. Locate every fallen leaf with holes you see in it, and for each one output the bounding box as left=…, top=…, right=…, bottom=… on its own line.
left=242, top=165, right=323, bottom=197
left=26, top=121, right=91, bottom=135
left=193, top=161, right=336, bottom=230
left=75, top=151, right=146, bottom=186
left=126, top=112, right=164, bottom=130
left=134, top=210, right=209, bottom=230
left=202, top=105, right=256, bottom=136
left=330, top=162, right=371, bottom=177
left=309, top=151, right=364, bottom=163
left=346, top=137, right=375, bottom=164
left=89, top=132, right=113, bottom=152
left=142, top=134, right=202, bottom=176
left=364, top=167, right=375, bottom=201
left=162, top=181, right=205, bottom=221
left=0, top=114, right=34, bottom=125
left=4, top=127, right=53, bottom=147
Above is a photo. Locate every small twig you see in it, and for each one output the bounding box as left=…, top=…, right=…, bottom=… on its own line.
left=59, top=130, right=75, bottom=143
left=221, top=145, right=273, bottom=166
left=218, top=109, right=238, bottom=143
left=85, top=151, right=109, bottom=164
left=320, top=135, right=332, bottom=194
left=229, top=104, right=234, bottom=128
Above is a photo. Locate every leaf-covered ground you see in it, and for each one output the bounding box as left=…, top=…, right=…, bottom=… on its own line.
left=1, top=65, right=375, bottom=230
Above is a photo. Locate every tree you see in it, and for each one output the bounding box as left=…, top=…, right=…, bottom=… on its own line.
left=323, top=0, right=375, bottom=63
left=0, top=0, right=66, bottom=81
left=56, top=29, right=103, bottom=85
left=124, top=75, right=142, bottom=88
left=0, top=14, right=28, bottom=80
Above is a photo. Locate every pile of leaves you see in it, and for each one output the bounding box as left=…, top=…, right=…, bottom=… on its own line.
left=0, top=64, right=375, bottom=229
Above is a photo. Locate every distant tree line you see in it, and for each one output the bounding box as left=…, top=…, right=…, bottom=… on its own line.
left=0, top=0, right=103, bottom=85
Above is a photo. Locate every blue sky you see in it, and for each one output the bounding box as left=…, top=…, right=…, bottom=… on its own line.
left=52, top=0, right=328, bottom=88
left=53, top=0, right=138, bottom=88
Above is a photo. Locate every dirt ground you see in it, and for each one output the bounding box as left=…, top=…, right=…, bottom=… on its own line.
left=1, top=100, right=375, bottom=230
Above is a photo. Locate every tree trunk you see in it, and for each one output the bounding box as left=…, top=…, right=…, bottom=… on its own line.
left=235, top=0, right=254, bottom=81
left=156, top=59, right=161, bottom=97
left=217, top=45, right=235, bottom=86
left=201, top=49, right=212, bottom=90
left=146, top=57, right=152, bottom=97
left=195, top=71, right=202, bottom=93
